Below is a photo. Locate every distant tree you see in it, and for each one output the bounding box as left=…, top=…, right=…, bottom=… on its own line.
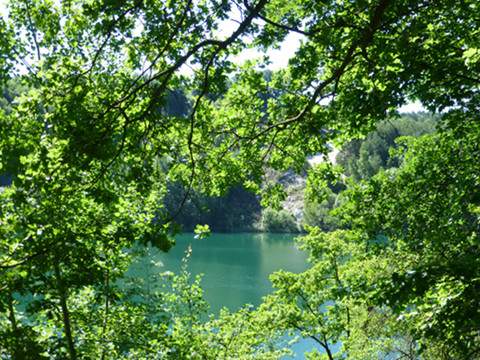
left=260, top=207, right=299, bottom=233
left=336, top=113, right=437, bottom=180
left=164, top=183, right=261, bottom=232
left=303, top=188, right=343, bottom=231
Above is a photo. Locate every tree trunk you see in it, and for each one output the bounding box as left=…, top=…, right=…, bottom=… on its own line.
left=7, top=290, right=20, bottom=359
left=100, top=269, right=110, bottom=360
left=7, top=290, right=18, bottom=332
left=54, top=262, right=77, bottom=360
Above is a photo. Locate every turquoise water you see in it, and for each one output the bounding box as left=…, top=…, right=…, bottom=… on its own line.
left=136, top=232, right=323, bottom=358
left=156, top=233, right=308, bottom=313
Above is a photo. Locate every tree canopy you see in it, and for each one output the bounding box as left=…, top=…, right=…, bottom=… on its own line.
left=1, top=0, right=479, bottom=358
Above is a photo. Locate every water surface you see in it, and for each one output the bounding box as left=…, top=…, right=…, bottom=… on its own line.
left=133, top=232, right=322, bottom=358
left=155, top=232, right=308, bottom=313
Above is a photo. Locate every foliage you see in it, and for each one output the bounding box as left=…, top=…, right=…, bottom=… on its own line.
left=260, top=207, right=299, bottom=233
left=303, top=188, right=343, bottom=231
left=304, top=114, right=436, bottom=231
left=0, top=0, right=479, bottom=358
left=302, top=163, right=345, bottom=231
left=336, top=113, right=437, bottom=180
left=271, top=120, right=480, bottom=358
left=193, top=224, right=211, bottom=240
left=0, top=245, right=287, bottom=359
left=343, top=121, right=480, bottom=357
left=114, top=246, right=289, bottom=359
left=258, top=228, right=417, bottom=359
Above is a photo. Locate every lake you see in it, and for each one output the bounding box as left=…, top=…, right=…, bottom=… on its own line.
left=158, top=233, right=307, bottom=312
left=132, top=232, right=322, bottom=358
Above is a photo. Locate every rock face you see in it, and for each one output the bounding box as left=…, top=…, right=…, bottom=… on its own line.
left=280, top=149, right=338, bottom=226
left=281, top=174, right=306, bottom=224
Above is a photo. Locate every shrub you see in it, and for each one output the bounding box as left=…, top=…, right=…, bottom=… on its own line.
left=260, top=208, right=299, bottom=233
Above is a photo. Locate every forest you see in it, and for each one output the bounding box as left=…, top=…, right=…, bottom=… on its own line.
left=0, top=0, right=479, bottom=359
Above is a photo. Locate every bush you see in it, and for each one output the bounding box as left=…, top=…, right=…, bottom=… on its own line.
left=302, top=191, right=342, bottom=231
left=260, top=208, right=299, bottom=233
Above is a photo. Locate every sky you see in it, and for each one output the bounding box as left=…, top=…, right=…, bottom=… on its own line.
left=218, top=14, right=424, bottom=113
left=0, top=0, right=424, bottom=113
left=0, top=0, right=6, bottom=15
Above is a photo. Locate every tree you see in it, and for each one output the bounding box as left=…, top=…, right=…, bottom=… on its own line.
left=336, top=113, right=437, bottom=180
left=1, top=0, right=480, bottom=358
left=163, top=183, right=262, bottom=232
left=343, top=120, right=480, bottom=357
left=275, top=119, right=480, bottom=358
left=260, top=229, right=419, bottom=359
